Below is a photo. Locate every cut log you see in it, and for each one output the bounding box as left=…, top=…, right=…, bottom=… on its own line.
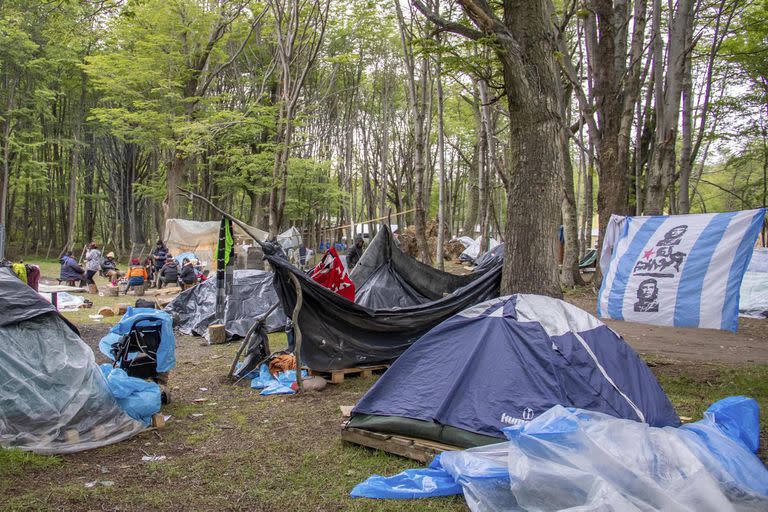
left=106, top=287, right=119, bottom=297
left=151, top=413, right=166, bottom=429
left=208, top=324, right=226, bottom=345
left=98, top=306, right=115, bottom=317
left=114, top=303, right=129, bottom=315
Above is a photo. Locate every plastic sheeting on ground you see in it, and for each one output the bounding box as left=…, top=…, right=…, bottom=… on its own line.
left=38, top=290, right=85, bottom=311
left=99, top=307, right=176, bottom=373
left=0, top=268, right=145, bottom=454
left=99, top=365, right=161, bottom=426
left=350, top=225, right=486, bottom=309
left=164, top=269, right=286, bottom=341
left=265, top=240, right=502, bottom=371
left=351, top=397, right=768, bottom=512
left=248, top=363, right=308, bottom=395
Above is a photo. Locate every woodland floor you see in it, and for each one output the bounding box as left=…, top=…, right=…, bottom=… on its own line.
left=1, top=261, right=767, bottom=511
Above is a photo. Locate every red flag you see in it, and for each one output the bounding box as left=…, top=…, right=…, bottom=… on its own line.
left=310, top=247, right=355, bottom=301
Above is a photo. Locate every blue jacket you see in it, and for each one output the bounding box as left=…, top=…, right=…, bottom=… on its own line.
left=59, top=255, right=84, bottom=281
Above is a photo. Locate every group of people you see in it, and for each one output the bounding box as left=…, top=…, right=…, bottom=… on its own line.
left=59, top=240, right=205, bottom=293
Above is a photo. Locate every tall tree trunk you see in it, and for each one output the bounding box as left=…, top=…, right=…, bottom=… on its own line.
left=645, top=0, right=693, bottom=214
left=394, top=0, right=431, bottom=264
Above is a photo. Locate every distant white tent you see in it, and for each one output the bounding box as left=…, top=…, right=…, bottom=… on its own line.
left=460, top=236, right=500, bottom=262
left=164, top=219, right=302, bottom=267
left=740, top=248, right=768, bottom=318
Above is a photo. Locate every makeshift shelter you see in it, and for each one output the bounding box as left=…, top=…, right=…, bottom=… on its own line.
left=164, top=218, right=302, bottom=270
left=350, top=225, right=484, bottom=309
left=348, top=294, right=679, bottom=448
left=264, top=232, right=503, bottom=371
left=164, top=269, right=286, bottom=342
left=164, top=218, right=268, bottom=268
left=0, top=268, right=145, bottom=454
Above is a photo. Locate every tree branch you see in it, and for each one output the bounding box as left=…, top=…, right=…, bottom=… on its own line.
left=411, top=0, right=483, bottom=40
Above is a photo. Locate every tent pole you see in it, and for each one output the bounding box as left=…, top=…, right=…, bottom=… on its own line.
left=288, top=272, right=304, bottom=394
left=228, top=302, right=279, bottom=381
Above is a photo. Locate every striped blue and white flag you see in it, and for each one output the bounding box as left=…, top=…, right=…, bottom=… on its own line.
left=598, top=209, right=765, bottom=331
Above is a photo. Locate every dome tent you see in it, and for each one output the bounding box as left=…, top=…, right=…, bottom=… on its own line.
left=349, top=294, right=679, bottom=448
left=0, top=268, right=145, bottom=454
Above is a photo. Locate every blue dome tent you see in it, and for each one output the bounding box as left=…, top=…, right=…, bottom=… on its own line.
left=349, top=294, right=679, bottom=448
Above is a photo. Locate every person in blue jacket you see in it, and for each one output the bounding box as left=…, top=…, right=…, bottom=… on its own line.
left=59, top=251, right=85, bottom=286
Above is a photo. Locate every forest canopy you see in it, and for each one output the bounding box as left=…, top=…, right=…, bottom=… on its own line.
left=0, top=0, right=766, bottom=292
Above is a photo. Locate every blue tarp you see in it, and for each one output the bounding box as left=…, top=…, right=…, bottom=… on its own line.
left=352, top=397, right=768, bottom=511
left=99, top=365, right=161, bottom=426
left=248, top=363, right=308, bottom=395
left=353, top=294, right=679, bottom=440
left=99, top=307, right=176, bottom=373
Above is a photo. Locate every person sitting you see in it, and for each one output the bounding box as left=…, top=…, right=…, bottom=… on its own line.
left=59, top=251, right=85, bottom=286
left=101, top=251, right=123, bottom=285
left=157, top=256, right=179, bottom=288
left=179, top=258, right=197, bottom=289
left=125, top=258, right=148, bottom=294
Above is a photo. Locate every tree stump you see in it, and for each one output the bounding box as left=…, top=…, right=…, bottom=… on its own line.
left=208, top=324, right=226, bottom=345
left=106, top=287, right=119, bottom=297
left=134, top=285, right=145, bottom=296
left=98, top=306, right=115, bottom=317
left=115, top=303, right=129, bottom=315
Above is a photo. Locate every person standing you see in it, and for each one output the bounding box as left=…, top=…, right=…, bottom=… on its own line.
left=84, top=242, right=101, bottom=294
left=347, top=236, right=365, bottom=271
left=151, top=240, right=168, bottom=287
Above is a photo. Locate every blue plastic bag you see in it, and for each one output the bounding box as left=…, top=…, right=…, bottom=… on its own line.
left=100, top=364, right=161, bottom=425
left=259, top=369, right=308, bottom=395
left=250, top=364, right=275, bottom=389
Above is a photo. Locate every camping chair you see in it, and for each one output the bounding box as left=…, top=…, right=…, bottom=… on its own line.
left=111, top=321, right=162, bottom=381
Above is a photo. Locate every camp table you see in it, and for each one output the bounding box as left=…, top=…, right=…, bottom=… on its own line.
left=38, top=284, right=87, bottom=310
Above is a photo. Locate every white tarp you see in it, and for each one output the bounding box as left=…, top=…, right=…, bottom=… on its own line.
left=460, top=236, right=500, bottom=262
left=164, top=218, right=269, bottom=267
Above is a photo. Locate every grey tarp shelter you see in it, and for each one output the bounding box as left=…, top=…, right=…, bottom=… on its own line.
left=0, top=268, right=145, bottom=454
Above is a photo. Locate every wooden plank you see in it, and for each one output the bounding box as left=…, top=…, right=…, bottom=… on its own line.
left=341, top=427, right=459, bottom=464
left=310, top=364, right=389, bottom=384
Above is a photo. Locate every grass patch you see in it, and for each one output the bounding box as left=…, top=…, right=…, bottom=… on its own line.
left=0, top=449, right=62, bottom=478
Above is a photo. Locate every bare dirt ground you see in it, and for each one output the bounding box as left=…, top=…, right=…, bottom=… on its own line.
left=567, top=291, right=768, bottom=365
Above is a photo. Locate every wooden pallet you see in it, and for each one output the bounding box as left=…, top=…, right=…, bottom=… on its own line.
left=309, top=365, right=388, bottom=384
left=341, top=426, right=460, bottom=464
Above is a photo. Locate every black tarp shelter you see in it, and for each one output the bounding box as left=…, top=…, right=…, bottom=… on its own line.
left=265, top=226, right=502, bottom=371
